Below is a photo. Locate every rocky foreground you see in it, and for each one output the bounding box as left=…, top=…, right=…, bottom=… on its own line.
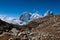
left=0, top=14, right=60, bottom=40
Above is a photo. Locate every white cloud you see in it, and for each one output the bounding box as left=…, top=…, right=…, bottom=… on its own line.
left=0, top=14, right=7, bottom=21
left=0, top=10, right=52, bottom=25
left=0, top=14, right=26, bottom=25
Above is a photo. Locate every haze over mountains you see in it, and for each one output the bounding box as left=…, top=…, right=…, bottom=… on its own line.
left=0, top=10, right=53, bottom=25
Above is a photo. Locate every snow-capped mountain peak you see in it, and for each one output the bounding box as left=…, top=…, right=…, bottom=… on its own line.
left=30, top=13, right=42, bottom=20
left=0, top=10, right=54, bottom=25
left=19, top=12, right=32, bottom=22
left=19, top=11, right=43, bottom=22
left=44, top=10, right=53, bottom=16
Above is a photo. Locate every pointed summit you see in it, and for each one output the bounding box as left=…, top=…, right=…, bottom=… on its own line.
left=19, top=12, right=32, bottom=22
left=44, top=10, right=53, bottom=16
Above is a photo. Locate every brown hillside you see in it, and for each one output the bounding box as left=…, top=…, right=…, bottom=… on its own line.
left=0, top=14, right=60, bottom=40
left=19, top=14, right=60, bottom=40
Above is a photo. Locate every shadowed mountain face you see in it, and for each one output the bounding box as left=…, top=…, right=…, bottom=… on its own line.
left=0, top=14, right=60, bottom=40
left=19, top=12, right=32, bottom=22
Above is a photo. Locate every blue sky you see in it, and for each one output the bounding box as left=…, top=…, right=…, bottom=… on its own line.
left=0, top=0, right=60, bottom=18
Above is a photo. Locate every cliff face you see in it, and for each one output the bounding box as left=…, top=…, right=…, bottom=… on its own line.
left=0, top=14, right=60, bottom=40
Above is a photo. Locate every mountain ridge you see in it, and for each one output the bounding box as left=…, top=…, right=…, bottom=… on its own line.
left=0, top=10, right=54, bottom=25
left=0, top=14, right=60, bottom=40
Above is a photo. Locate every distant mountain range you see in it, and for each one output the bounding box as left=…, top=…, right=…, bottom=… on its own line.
left=0, top=13, right=60, bottom=40
left=0, top=10, right=57, bottom=40
left=0, top=10, right=53, bottom=26
left=19, top=10, right=53, bottom=22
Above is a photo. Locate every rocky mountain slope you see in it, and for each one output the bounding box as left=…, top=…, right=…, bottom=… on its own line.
left=0, top=19, right=21, bottom=33
left=0, top=14, right=60, bottom=40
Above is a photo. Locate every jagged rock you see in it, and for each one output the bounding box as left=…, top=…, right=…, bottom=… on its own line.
left=9, top=28, right=19, bottom=36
